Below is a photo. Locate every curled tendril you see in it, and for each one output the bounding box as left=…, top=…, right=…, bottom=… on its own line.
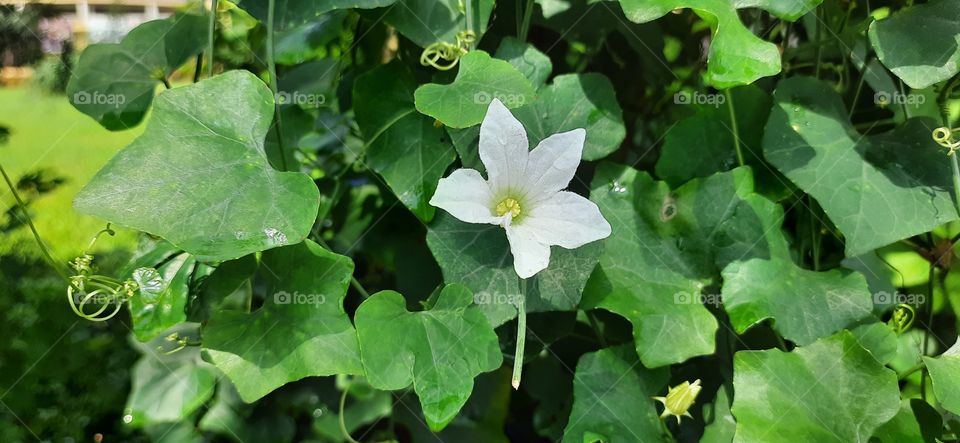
left=887, top=303, right=916, bottom=335
left=933, top=127, right=960, bottom=155
left=157, top=332, right=200, bottom=355
left=67, top=224, right=139, bottom=322
left=419, top=30, right=476, bottom=71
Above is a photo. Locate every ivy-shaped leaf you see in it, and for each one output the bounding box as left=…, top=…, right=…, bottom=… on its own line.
left=561, top=345, right=670, bottom=442
left=495, top=36, right=553, bottom=88
left=721, top=258, right=874, bottom=346
left=383, top=0, right=494, bottom=48
left=125, top=343, right=217, bottom=427
left=354, top=61, right=456, bottom=221
left=762, top=76, right=959, bottom=257
left=616, top=0, right=822, bottom=88
left=201, top=241, right=362, bottom=402
left=414, top=50, right=536, bottom=128
left=584, top=165, right=790, bottom=367
left=426, top=213, right=603, bottom=327
left=922, top=338, right=960, bottom=415
left=67, top=14, right=207, bottom=130
left=74, top=70, right=320, bottom=262
left=732, top=331, right=900, bottom=442
left=868, top=0, right=960, bottom=89
left=130, top=253, right=195, bottom=342
left=354, top=284, right=502, bottom=431
left=238, top=0, right=395, bottom=30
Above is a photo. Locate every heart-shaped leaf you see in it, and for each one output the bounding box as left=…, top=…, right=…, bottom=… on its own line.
left=354, top=284, right=502, bottom=431
left=868, top=0, right=960, bottom=89
left=125, top=341, right=217, bottom=427
left=74, top=70, right=320, bottom=262
left=201, top=241, right=362, bottom=402
left=67, top=14, right=207, bottom=130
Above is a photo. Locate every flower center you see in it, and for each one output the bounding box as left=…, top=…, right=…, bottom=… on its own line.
left=495, top=197, right=522, bottom=218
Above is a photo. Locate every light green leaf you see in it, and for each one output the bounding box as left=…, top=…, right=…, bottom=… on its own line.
left=494, top=37, right=553, bottom=88
left=762, top=76, right=959, bottom=257
left=414, top=50, right=536, bottom=128
left=354, top=284, right=502, bottom=431
left=721, top=258, right=874, bottom=345
left=129, top=253, right=195, bottom=342
left=868, top=0, right=960, bottom=89
left=125, top=344, right=217, bottom=427
left=617, top=0, right=821, bottom=88
left=922, top=338, right=960, bottom=415
left=584, top=164, right=789, bottom=367
left=702, top=385, right=736, bottom=443
left=74, top=70, right=320, bottom=262
left=201, top=240, right=362, bottom=402
left=426, top=213, right=603, bottom=327
left=850, top=321, right=899, bottom=365
left=198, top=381, right=296, bottom=442
left=561, top=345, right=671, bottom=443
left=354, top=61, right=456, bottom=221
left=66, top=14, right=207, bottom=130
left=383, top=0, right=494, bottom=48
left=872, top=399, right=940, bottom=443
left=732, top=331, right=900, bottom=443
left=513, top=73, right=626, bottom=160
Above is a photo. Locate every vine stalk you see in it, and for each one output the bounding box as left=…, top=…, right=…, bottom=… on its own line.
left=725, top=89, right=744, bottom=166
left=266, top=0, right=288, bottom=171
left=512, top=277, right=527, bottom=389
left=207, top=0, right=218, bottom=78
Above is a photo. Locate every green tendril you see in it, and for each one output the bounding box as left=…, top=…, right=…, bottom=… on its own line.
left=887, top=303, right=916, bottom=334
left=66, top=224, right=140, bottom=322
left=933, top=126, right=960, bottom=155
left=419, top=30, right=476, bottom=71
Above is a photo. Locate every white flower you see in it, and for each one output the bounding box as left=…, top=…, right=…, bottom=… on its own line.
left=429, top=99, right=612, bottom=279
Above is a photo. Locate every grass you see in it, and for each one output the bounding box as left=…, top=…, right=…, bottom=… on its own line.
left=0, top=86, right=142, bottom=263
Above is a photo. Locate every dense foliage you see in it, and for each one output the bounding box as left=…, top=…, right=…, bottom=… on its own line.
left=6, top=0, right=960, bottom=441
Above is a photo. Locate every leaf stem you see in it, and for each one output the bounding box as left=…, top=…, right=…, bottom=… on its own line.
left=315, top=238, right=371, bottom=299
left=898, top=361, right=925, bottom=380
left=0, top=161, right=70, bottom=283
left=725, top=89, right=744, bottom=166
left=512, top=277, right=527, bottom=390
left=207, top=0, right=218, bottom=78
left=339, top=381, right=360, bottom=443
left=266, top=0, right=288, bottom=171
left=519, top=0, right=535, bottom=42
left=464, top=0, right=474, bottom=48
left=586, top=311, right=607, bottom=347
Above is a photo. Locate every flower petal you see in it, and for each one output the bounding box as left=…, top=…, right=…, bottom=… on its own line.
left=429, top=168, right=497, bottom=224
left=523, top=129, right=585, bottom=203
left=480, top=99, right=528, bottom=196
left=521, top=191, right=611, bottom=249
left=505, top=223, right=551, bottom=279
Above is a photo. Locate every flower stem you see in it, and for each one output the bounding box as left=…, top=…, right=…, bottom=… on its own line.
left=725, top=89, right=744, bottom=166
left=266, top=0, right=287, bottom=171
left=512, top=277, right=527, bottom=389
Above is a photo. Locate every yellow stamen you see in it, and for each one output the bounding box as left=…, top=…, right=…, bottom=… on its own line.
left=495, top=198, right=522, bottom=218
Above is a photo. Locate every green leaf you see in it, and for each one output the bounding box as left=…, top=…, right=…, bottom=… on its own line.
left=198, top=381, right=296, bottom=442
left=762, top=76, right=959, bottom=257
left=426, top=212, right=603, bottom=327
left=354, top=61, right=456, bottom=221
left=513, top=73, right=626, bottom=160
left=731, top=331, right=900, bottom=442
left=872, top=399, right=940, bottom=443
left=354, top=284, right=502, bottom=431
left=238, top=0, right=395, bottom=29
left=74, top=70, right=320, bottom=262
left=561, top=345, right=670, bottom=443
left=616, top=0, right=821, bottom=88
left=584, top=164, right=789, bottom=367
left=201, top=240, right=362, bottom=402
left=67, top=14, right=207, bottom=130
left=494, top=37, right=553, bottom=88
left=868, top=0, right=960, bottom=89
left=655, top=85, right=772, bottom=185
left=702, top=385, right=736, bottom=443
left=129, top=253, right=195, bottom=342
left=922, top=338, right=960, bottom=415
left=850, top=321, right=899, bottom=365
left=383, top=0, right=494, bottom=48
left=414, top=50, right=536, bottom=129
left=125, top=344, right=217, bottom=427
left=721, top=258, right=874, bottom=345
